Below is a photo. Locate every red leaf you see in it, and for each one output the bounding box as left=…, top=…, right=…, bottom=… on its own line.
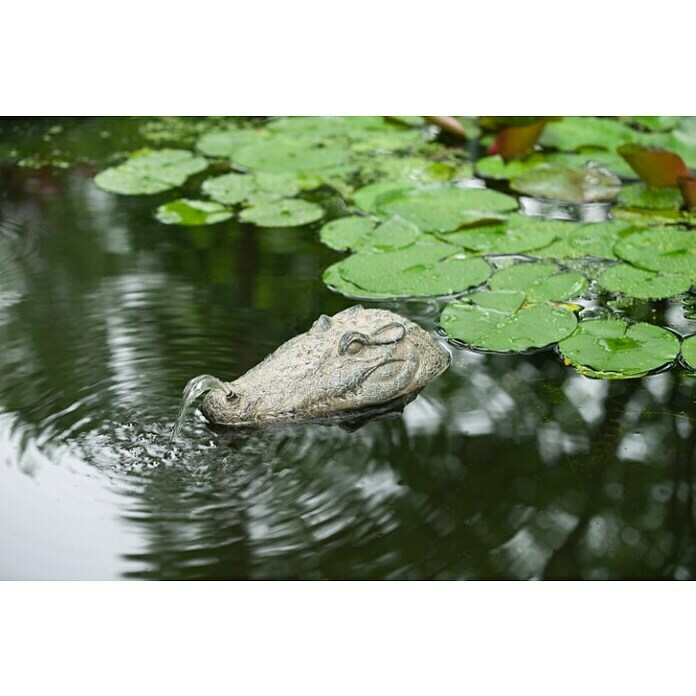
left=679, top=176, right=696, bottom=210
left=618, top=144, right=691, bottom=187
left=487, top=121, right=546, bottom=160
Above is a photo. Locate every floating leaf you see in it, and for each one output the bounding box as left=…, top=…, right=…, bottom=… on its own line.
left=374, top=185, right=518, bottom=233
left=617, top=144, right=691, bottom=188
left=155, top=198, right=233, bottom=226
left=680, top=334, right=696, bottom=371
left=539, top=117, right=636, bottom=152
left=322, top=262, right=392, bottom=300
left=476, top=152, right=635, bottom=181
left=489, top=262, right=587, bottom=302
left=445, top=213, right=563, bottom=255
left=94, top=149, right=208, bottom=195
left=621, top=116, right=680, bottom=132
left=614, top=227, right=696, bottom=274
left=319, top=216, right=376, bottom=251
left=487, top=120, right=546, bottom=159
left=511, top=163, right=621, bottom=202
left=354, top=216, right=421, bottom=252
left=558, top=319, right=680, bottom=379
left=196, top=128, right=269, bottom=158
left=567, top=220, right=636, bottom=260
left=353, top=180, right=414, bottom=213
left=239, top=199, right=324, bottom=227
left=201, top=172, right=257, bottom=204
left=334, top=239, right=491, bottom=298
left=232, top=139, right=350, bottom=173
left=598, top=263, right=692, bottom=299
left=618, top=183, right=684, bottom=210
left=440, top=291, right=578, bottom=352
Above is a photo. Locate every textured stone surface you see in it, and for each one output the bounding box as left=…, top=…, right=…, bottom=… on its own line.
left=201, top=306, right=450, bottom=427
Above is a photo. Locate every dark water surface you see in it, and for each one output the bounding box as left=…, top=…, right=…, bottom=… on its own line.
left=1, top=119, right=696, bottom=580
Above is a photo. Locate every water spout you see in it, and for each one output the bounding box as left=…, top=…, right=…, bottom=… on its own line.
left=170, top=374, right=229, bottom=443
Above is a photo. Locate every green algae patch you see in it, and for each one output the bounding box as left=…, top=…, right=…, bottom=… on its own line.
left=239, top=199, right=324, bottom=227
left=558, top=319, right=680, bottom=378
left=440, top=291, right=578, bottom=352
left=614, top=227, right=696, bottom=275
left=373, top=185, right=518, bottom=233
left=155, top=199, right=233, bottom=226
left=598, top=264, right=692, bottom=299
left=511, top=164, right=621, bottom=203
left=489, top=262, right=588, bottom=302
left=94, top=149, right=208, bottom=195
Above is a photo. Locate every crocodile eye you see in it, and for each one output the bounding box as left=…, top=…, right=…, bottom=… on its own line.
left=226, top=390, right=239, bottom=401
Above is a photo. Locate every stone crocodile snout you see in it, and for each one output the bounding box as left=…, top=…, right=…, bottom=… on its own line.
left=200, top=305, right=450, bottom=427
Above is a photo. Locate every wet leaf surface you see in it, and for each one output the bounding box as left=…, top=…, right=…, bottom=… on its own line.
left=598, top=263, right=692, bottom=299
left=614, top=227, right=696, bottom=274
left=489, top=261, right=588, bottom=302
left=155, top=198, right=233, bottom=226
left=239, top=199, right=324, bottom=227
left=511, top=163, right=621, bottom=202
left=558, top=319, right=680, bottom=379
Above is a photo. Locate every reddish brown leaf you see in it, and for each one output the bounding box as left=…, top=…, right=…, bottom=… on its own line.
left=618, top=144, right=691, bottom=187
left=679, top=176, right=696, bottom=210
left=487, top=121, right=546, bottom=160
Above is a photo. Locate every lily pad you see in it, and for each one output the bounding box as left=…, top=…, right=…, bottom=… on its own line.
left=567, top=220, right=635, bottom=260
left=196, top=128, right=269, bottom=158
left=619, top=183, right=684, bottom=210
left=322, top=262, right=392, bottom=300
left=539, top=117, right=637, bottom=152
left=614, top=227, right=696, bottom=275
left=201, top=172, right=257, bottom=204
left=558, top=319, right=680, bottom=379
left=598, top=263, right=692, bottom=299
left=334, top=239, right=491, bottom=298
left=239, top=199, right=324, bottom=227
left=511, top=163, right=621, bottom=203
left=373, top=185, right=518, bottom=233
left=621, top=116, right=680, bottom=132
left=155, top=199, right=233, bottom=226
left=680, top=334, right=696, bottom=371
left=353, top=180, right=414, bottom=213
left=94, top=149, right=208, bottom=195
left=489, top=262, right=588, bottom=302
left=440, top=291, right=578, bottom=352
left=232, top=139, right=350, bottom=173
left=319, top=216, right=377, bottom=251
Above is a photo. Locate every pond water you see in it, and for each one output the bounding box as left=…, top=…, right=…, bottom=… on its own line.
left=1, top=117, right=695, bottom=580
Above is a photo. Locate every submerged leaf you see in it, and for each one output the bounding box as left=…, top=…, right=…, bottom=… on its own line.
left=598, top=263, right=692, bottom=299
left=155, top=198, right=233, bottom=226
left=440, top=291, right=578, bottom=352
left=558, top=319, right=680, bottom=378
left=511, top=163, right=621, bottom=202
left=239, top=199, right=324, bottom=227
left=94, top=149, right=208, bottom=195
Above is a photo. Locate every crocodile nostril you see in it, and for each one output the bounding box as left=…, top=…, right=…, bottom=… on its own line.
left=226, top=390, right=239, bottom=401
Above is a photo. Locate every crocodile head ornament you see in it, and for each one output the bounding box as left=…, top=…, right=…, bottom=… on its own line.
left=200, top=305, right=450, bottom=428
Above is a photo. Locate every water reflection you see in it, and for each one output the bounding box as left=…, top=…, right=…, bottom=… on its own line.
left=1, top=137, right=696, bottom=580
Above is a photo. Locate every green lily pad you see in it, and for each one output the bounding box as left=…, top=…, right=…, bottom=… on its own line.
left=353, top=180, right=414, bottom=213
left=446, top=213, right=562, bottom=255
left=558, top=319, right=680, bottom=379
left=680, top=334, right=696, bottom=370
left=201, top=172, right=256, bottom=204
left=239, top=199, right=324, bottom=227
left=155, top=198, right=233, bottom=226
left=567, top=220, right=636, bottom=260
left=232, top=139, right=350, bottom=173
left=319, top=216, right=377, bottom=251
left=440, top=291, right=578, bottom=352
left=619, top=183, right=684, bottom=210
left=334, top=238, right=491, bottom=297
left=489, top=262, right=588, bottom=302
left=539, top=117, right=637, bottom=152
left=322, top=262, right=392, bottom=300
left=511, top=163, right=621, bottom=202
left=94, top=149, right=208, bottom=195
left=598, top=263, right=692, bottom=299
left=196, top=128, right=269, bottom=158
left=614, top=227, right=696, bottom=274
left=620, top=116, right=680, bottom=132
left=373, top=185, right=518, bottom=233
left=353, top=216, right=421, bottom=252
left=476, top=152, right=635, bottom=181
